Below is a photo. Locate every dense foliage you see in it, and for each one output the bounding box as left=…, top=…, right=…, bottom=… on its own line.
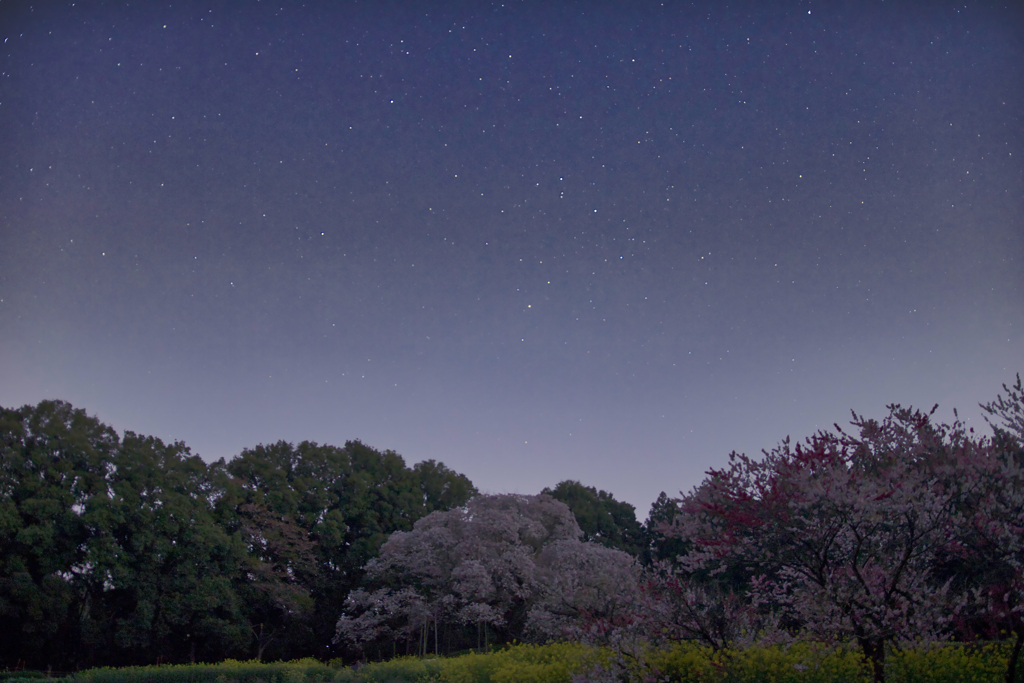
left=640, top=376, right=1024, bottom=683
left=71, top=658, right=349, bottom=683
left=335, top=494, right=638, bottom=658
left=541, top=481, right=646, bottom=558
left=0, top=401, right=475, bottom=669
left=3, top=375, right=1023, bottom=681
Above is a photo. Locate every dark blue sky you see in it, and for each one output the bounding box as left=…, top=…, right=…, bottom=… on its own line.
left=2, top=1, right=1021, bottom=516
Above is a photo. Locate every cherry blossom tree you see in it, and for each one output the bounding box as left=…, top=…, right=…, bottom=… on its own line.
left=641, top=561, right=772, bottom=651
left=335, top=493, right=640, bottom=657
left=664, top=405, right=980, bottom=683
left=527, top=538, right=640, bottom=641
left=335, top=494, right=577, bottom=655
left=981, top=373, right=1024, bottom=442
left=956, top=435, right=1024, bottom=683
left=335, top=585, right=431, bottom=657
left=960, top=375, right=1024, bottom=683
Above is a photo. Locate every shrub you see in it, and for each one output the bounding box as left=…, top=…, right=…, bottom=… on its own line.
left=71, top=660, right=347, bottom=683
left=441, top=643, right=596, bottom=683
left=355, top=657, right=446, bottom=683
left=643, top=642, right=721, bottom=683
left=721, top=642, right=871, bottom=683
left=60, top=641, right=1022, bottom=683
left=887, top=643, right=1013, bottom=683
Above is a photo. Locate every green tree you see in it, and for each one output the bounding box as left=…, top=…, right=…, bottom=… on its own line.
left=0, top=401, right=477, bottom=666
left=94, top=432, right=249, bottom=665
left=0, top=401, right=253, bottom=668
left=642, top=491, right=689, bottom=565
left=542, top=480, right=645, bottom=558
left=230, top=499, right=317, bottom=660
left=225, top=440, right=476, bottom=659
left=412, top=459, right=476, bottom=513
left=0, top=400, right=119, bottom=669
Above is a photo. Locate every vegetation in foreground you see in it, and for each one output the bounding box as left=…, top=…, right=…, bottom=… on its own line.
left=3, top=641, right=1021, bottom=683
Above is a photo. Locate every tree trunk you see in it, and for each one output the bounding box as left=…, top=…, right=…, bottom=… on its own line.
left=857, top=635, right=885, bottom=683
left=253, top=623, right=275, bottom=661
left=1006, top=623, right=1023, bottom=683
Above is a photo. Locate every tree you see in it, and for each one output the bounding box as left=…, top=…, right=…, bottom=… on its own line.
left=542, top=481, right=646, bottom=558
left=960, top=375, right=1024, bottom=683
left=0, top=400, right=478, bottom=667
left=641, top=492, right=689, bottom=565
left=664, top=405, right=978, bottom=683
left=0, top=402, right=251, bottom=669
left=232, top=500, right=317, bottom=660
left=225, top=439, right=476, bottom=659
left=335, top=493, right=639, bottom=657
left=527, top=538, right=640, bottom=641
left=0, top=400, right=119, bottom=669
left=88, top=431, right=251, bottom=665
left=413, top=460, right=477, bottom=513
left=640, top=561, right=769, bottom=652
left=981, top=373, right=1024, bottom=441
left=958, top=431, right=1024, bottom=683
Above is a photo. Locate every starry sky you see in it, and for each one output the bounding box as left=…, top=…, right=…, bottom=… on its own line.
left=1, top=1, right=1021, bottom=516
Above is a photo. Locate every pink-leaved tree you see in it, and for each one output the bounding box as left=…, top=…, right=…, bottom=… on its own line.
left=664, top=405, right=982, bottom=683
left=961, top=375, right=1024, bottom=683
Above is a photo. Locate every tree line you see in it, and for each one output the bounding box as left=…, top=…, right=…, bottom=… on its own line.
left=3, top=375, right=1023, bottom=683
left=0, top=400, right=481, bottom=668
left=0, top=400, right=652, bottom=670
left=331, top=377, right=1024, bottom=683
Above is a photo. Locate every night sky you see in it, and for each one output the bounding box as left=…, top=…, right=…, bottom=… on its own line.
left=2, top=1, right=1021, bottom=515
